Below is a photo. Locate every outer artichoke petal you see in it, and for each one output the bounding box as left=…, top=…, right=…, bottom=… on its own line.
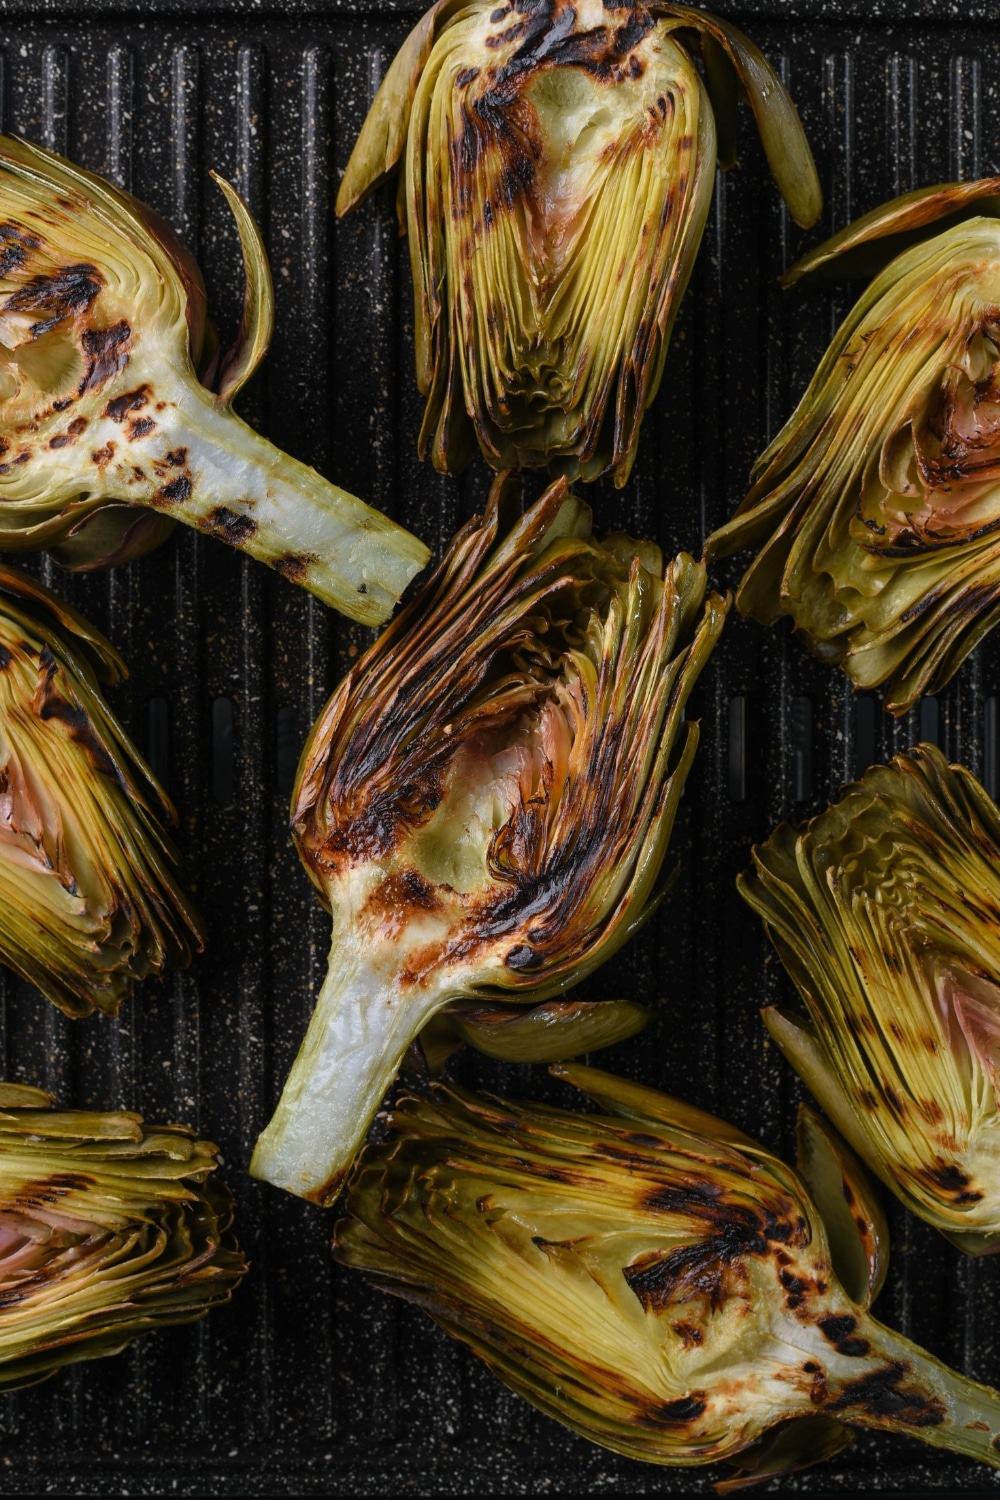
left=252, top=474, right=728, bottom=1204
left=210, top=172, right=274, bottom=407
left=336, top=1074, right=1000, bottom=1472
left=449, top=997, right=650, bottom=1063
left=0, top=562, right=204, bottom=1018
left=335, top=0, right=467, bottom=215
left=0, top=1085, right=245, bottom=1391
left=45, top=504, right=177, bottom=572
left=795, top=1104, right=889, bottom=1308
left=653, top=3, right=821, bottom=228
left=715, top=1415, right=856, bottom=1494
left=0, top=135, right=428, bottom=621
left=784, top=176, right=1000, bottom=287
left=551, top=1059, right=759, bottom=1148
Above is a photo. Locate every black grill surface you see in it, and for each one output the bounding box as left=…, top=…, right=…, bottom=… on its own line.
left=0, top=0, right=995, bottom=1492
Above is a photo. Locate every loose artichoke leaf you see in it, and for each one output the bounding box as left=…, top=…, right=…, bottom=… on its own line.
left=653, top=3, right=822, bottom=228
left=551, top=1059, right=759, bottom=1148
left=209, top=172, right=274, bottom=406
left=796, top=1104, right=889, bottom=1308
left=784, top=176, right=1000, bottom=287
left=714, top=1415, right=856, bottom=1494
left=449, top=997, right=650, bottom=1064
left=0, top=1084, right=54, bottom=1111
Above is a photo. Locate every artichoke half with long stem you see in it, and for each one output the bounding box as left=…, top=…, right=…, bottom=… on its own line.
left=250, top=473, right=728, bottom=1204
left=337, top=0, right=821, bottom=486
left=0, top=563, right=204, bottom=1018
left=741, top=743, right=1000, bottom=1256
left=335, top=1062, right=1000, bottom=1478
left=0, top=135, right=428, bottom=622
left=0, top=1080, right=245, bottom=1390
left=706, top=178, right=1000, bottom=714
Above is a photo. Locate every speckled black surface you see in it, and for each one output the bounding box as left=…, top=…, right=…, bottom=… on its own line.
left=0, top=0, right=996, bottom=1494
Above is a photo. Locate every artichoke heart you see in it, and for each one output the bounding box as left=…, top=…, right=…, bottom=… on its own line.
left=706, top=178, right=1000, bottom=714
left=335, top=1062, right=1000, bottom=1475
left=0, top=136, right=428, bottom=623
left=249, top=471, right=728, bottom=1204
left=0, top=563, right=204, bottom=1018
left=741, top=743, right=1000, bottom=1256
left=0, top=1080, right=245, bottom=1390
left=337, top=0, right=820, bottom=486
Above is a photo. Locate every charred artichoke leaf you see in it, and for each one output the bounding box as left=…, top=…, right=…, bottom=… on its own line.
left=209, top=171, right=274, bottom=406
left=335, top=1067, right=1000, bottom=1473
left=795, top=1105, right=889, bottom=1309
left=653, top=4, right=821, bottom=230
left=337, top=0, right=819, bottom=487
left=715, top=1416, right=856, bottom=1494
left=783, top=177, right=1000, bottom=288
left=0, top=1084, right=244, bottom=1391
left=706, top=183, right=1000, bottom=714
left=0, top=562, right=204, bottom=1018
left=250, top=473, right=728, bottom=1204
left=412, top=996, right=651, bottom=1072
left=745, top=744, right=1000, bottom=1254
left=0, top=135, right=428, bottom=620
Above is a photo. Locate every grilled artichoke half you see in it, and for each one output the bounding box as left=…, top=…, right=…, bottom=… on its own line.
left=0, top=564, right=204, bottom=1018
left=337, top=0, right=820, bottom=487
left=0, top=1080, right=244, bottom=1390
left=706, top=178, right=1000, bottom=715
left=250, top=472, right=728, bottom=1204
left=335, top=1063, right=1000, bottom=1477
left=0, top=135, right=428, bottom=622
left=741, top=742, right=1000, bottom=1256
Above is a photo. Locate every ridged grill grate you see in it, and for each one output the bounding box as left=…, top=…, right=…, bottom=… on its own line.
left=0, top=1, right=995, bottom=1491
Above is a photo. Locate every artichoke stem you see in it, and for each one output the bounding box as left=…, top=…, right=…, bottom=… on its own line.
left=129, top=366, right=428, bottom=624
left=250, top=933, right=447, bottom=1204
left=824, top=1309, right=1000, bottom=1466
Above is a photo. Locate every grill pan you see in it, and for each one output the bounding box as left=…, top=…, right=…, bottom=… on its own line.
left=0, top=0, right=996, bottom=1491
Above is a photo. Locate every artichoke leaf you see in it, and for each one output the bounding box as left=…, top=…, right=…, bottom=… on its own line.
left=784, top=176, right=1000, bottom=288
left=209, top=172, right=274, bottom=407
left=652, top=3, right=821, bottom=228
left=795, top=1104, right=889, bottom=1309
